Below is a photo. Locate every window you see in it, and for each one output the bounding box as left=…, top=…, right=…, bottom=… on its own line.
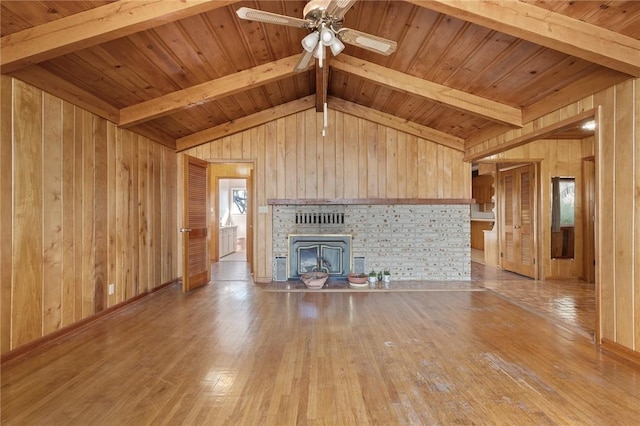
left=552, top=177, right=575, bottom=228
left=551, top=177, right=575, bottom=259
left=231, top=188, right=247, bottom=214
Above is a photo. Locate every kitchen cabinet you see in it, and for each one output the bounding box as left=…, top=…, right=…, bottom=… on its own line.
left=472, top=175, right=494, bottom=205
left=219, top=226, right=238, bottom=258
left=471, top=220, right=494, bottom=249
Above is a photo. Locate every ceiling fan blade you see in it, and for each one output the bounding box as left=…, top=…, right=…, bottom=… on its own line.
left=338, top=28, right=397, bottom=55
left=236, top=7, right=310, bottom=29
left=294, top=50, right=315, bottom=72
left=327, top=0, right=357, bottom=20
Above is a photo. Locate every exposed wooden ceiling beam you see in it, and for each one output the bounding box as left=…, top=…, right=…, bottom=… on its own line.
left=120, top=54, right=312, bottom=127
left=1, top=0, right=240, bottom=74
left=329, top=97, right=465, bottom=152
left=331, top=54, right=522, bottom=127
left=406, top=0, right=640, bottom=77
left=9, top=65, right=120, bottom=123
left=176, top=96, right=316, bottom=152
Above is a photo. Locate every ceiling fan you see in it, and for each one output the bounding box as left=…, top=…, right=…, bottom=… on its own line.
left=236, top=0, right=397, bottom=71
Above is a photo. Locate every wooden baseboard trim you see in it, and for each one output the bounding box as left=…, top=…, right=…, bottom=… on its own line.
left=601, top=338, right=640, bottom=367
left=1, top=279, right=180, bottom=365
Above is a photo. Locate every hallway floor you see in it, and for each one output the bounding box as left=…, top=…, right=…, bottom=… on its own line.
left=470, top=248, right=595, bottom=338
left=467, top=261, right=595, bottom=339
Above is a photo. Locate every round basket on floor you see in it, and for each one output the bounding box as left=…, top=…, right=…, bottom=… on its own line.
left=301, top=272, right=329, bottom=289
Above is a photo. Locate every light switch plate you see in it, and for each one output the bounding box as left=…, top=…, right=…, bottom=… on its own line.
left=258, top=206, right=269, bottom=214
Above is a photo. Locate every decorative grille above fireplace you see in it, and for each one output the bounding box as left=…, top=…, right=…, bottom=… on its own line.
left=295, top=212, right=345, bottom=225
left=288, top=234, right=351, bottom=279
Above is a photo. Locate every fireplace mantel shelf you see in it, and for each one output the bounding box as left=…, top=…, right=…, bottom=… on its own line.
left=267, top=198, right=475, bottom=205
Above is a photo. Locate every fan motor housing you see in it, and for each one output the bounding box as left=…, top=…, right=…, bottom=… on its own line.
left=303, top=0, right=331, bottom=20
left=303, top=0, right=345, bottom=30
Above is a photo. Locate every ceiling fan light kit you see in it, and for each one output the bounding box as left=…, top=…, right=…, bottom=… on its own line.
left=235, top=1, right=397, bottom=136
left=235, top=1, right=397, bottom=70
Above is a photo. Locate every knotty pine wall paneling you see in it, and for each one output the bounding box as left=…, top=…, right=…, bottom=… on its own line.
left=42, top=93, right=63, bottom=335
left=12, top=79, right=43, bottom=347
left=1, top=77, right=178, bottom=355
left=1, top=77, right=13, bottom=353
left=183, top=108, right=471, bottom=283
left=469, top=77, right=639, bottom=356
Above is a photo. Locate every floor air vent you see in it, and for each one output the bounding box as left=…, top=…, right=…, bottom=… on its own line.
left=295, top=212, right=345, bottom=225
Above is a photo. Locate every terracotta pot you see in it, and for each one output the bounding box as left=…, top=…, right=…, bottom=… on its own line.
left=347, top=274, right=367, bottom=284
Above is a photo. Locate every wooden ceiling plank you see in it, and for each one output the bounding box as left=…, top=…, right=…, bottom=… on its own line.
left=9, top=65, right=119, bottom=123
left=331, top=54, right=523, bottom=127
left=328, top=96, right=465, bottom=152
left=120, top=54, right=313, bottom=128
left=1, top=0, right=241, bottom=74
left=406, top=0, right=640, bottom=77
left=522, top=70, right=630, bottom=123
left=176, top=95, right=316, bottom=152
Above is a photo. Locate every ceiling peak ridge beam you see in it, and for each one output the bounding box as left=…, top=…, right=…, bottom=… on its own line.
left=176, top=96, right=316, bottom=152
left=1, top=0, right=240, bottom=74
left=406, top=0, right=640, bottom=77
left=120, top=55, right=314, bottom=127
left=328, top=96, right=464, bottom=152
left=332, top=54, right=522, bottom=128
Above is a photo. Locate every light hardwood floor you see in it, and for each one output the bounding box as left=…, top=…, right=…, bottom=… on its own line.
left=1, top=261, right=638, bottom=425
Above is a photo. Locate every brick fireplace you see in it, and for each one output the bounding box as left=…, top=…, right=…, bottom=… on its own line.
left=271, top=201, right=471, bottom=281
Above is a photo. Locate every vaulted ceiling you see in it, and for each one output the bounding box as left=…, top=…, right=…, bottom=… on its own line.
left=2, top=1, right=639, bottom=153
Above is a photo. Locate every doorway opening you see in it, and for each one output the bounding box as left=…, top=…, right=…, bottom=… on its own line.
left=218, top=178, right=247, bottom=262
left=208, top=162, right=254, bottom=272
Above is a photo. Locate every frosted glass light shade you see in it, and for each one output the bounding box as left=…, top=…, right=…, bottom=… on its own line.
left=329, top=37, right=345, bottom=55
left=301, top=32, right=320, bottom=52
left=320, top=27, right=334, bottom=45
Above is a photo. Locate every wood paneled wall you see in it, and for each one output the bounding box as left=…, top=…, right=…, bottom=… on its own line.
left=470, top=77, right=640, bottom=354
left=183, top=108, right=471, bottom=281
left=0, top=77, right=178, bottom=355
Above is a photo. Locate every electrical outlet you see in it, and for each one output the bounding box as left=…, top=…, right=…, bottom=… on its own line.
left=108, top=283, right=115, bottom=295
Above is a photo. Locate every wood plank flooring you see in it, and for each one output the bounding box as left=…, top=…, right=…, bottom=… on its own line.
left=1, top=261, right=637, bottom=425
left=470, top=261, right=596, bottom=339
